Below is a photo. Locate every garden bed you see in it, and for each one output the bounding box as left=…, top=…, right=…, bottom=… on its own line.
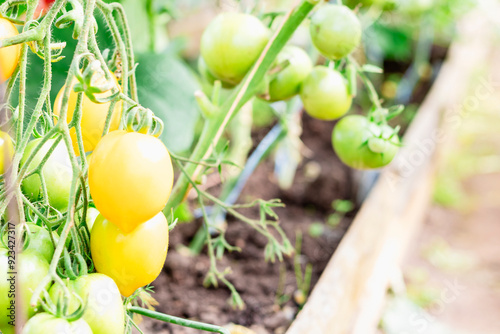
left=136, top=11, right=495, bottom=334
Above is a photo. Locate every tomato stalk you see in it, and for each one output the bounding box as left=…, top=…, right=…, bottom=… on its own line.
left=28, top=0, right=99, bottom=313
left=348, top=56, right=383, bottom=110
left=128, top=306, right=231, bottom=334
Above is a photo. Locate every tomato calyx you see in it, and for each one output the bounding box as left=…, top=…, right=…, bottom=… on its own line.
left=363, top=116, right=401, bottom=155
left=56, top=249, right=90, bottom=280
left=71, top=54, right=119, bottom=104
left=41, top=282, right=87, bottom=323
left=369, top=104, right=405, bottom=123
left=24, top=20, right=66, bottom=62
left=124, top=105, right=164, bottom=137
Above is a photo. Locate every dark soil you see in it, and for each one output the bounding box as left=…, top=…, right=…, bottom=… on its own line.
left=139, top=115, right=358, bottom=334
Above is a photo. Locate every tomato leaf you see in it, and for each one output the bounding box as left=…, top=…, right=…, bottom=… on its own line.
left=134, top=49, right=201, bottom=153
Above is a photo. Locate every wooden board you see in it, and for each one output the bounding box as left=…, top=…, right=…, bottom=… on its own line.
left=285, top=11, right=495, bottom=334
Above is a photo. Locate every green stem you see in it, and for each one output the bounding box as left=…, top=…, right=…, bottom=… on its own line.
left=145, top=0, right=157, bottom=53
left=349, top=56, right=383, bottom=109
left=111, top=3, right=139, bottom=101
left=128, top=307, right=230, bottom=334
left=164, top=0, right=317, bottom=214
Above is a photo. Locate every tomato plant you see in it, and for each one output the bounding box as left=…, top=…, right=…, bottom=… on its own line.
left=0, top=249, right=49, bottom=334
left=53, top=75, right=123, bottom=155
left=0, top=18, right=20, bottom=82
left=22, top=313, right=92, bottom=334
left=332, top=115, right=400, bottom=169
left=300, top=66, right=352, bottom=120
left=0, top=131, right=14, bottom=174
left=90, top=212, right=169, bottom=297
left=20, top=138, right=73, bottom=212
left=310, top=4, right=362, bottom=60
left=266, top=45, right=313, bottom=102
left=49, top=273, right=125, bottom=334
left=0, top=0, right=420, bottom=331
left=88, top=130, right=174, bottom=233
left=201, top=12, right=271, bottom=85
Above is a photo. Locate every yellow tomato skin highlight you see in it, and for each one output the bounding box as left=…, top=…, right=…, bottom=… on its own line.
left=89, top=130, right=174, bottom=233
left=0, top=18, right=21, bottom=82
left=90, top=212, right=169, bottom=297
left=53, top=74, right=122, bottom=155
left=0, top=131, right=14, bottom=174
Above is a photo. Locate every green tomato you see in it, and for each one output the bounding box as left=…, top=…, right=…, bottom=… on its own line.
left=21, top=138, right=73, bottom=212
left=310, top=4, right=362, bottom=60
left=0, top=249, right=50, bottom=334
left=201, top=12, right=271, bottom=85
left=300, top=66, right=352, bottom=120
left=2, top=223, right=56, bottom=263
left=48, top=273, right=125, bottom=334
left=0, top=131, right=14, bottom=175
left=21, top=313, right=92, bottom=334
left=198, top=57, right=235, bottom=89
left=267, top=45, right=313, bottom=102
left=332, top=115, right=400, bottom=169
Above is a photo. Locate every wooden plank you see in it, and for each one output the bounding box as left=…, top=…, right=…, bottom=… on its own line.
left=285, top=11, right=495, bottom=334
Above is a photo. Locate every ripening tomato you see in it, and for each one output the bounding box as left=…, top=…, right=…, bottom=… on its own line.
left=0, top=18, right=21, bottom=82
left=35, top=0, right=56, bottom=17
left=21, top=139, right=73, bottom=211
left=91, top=212, right=169, bottom=297
left=201, top=13, right=271, bottom=85
left=0, top=249, right=50, bottom=334
left=22, top=313, right=92, bottom=334
left=300, top=66, right=352, bottom=120
left=48, top=274, right=125, bottom=334
left=267, top=45, right=313, bottom=102
left=332, top=115, right=400, bottom=169
left=0, top=131, right=14, bottom=174
left=53, top=74, right=123, bottom=155
left=310, top=4, right=362, bottom=60
left=88, top=130, right=174, bottom=233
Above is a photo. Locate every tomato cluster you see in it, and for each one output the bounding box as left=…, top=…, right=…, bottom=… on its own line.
left=199, top=4, right=400, bottom=170
left=0, top=13, right=173, bottom=331
left=88, top=130, right=173, bottom=297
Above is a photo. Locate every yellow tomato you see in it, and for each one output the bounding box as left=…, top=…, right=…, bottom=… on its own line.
left=53, top=74, right=123, bottom=155
left=88, top=130, right=174, bottom=233
left=90, top=212, right=169, bottom=297
left=0, top=131, right=14, bottom=174
left=0, top=18, right=21, bottom=82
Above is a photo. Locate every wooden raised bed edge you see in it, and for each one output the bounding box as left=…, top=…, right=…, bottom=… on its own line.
left=285, top=12, right=495, bottom=334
